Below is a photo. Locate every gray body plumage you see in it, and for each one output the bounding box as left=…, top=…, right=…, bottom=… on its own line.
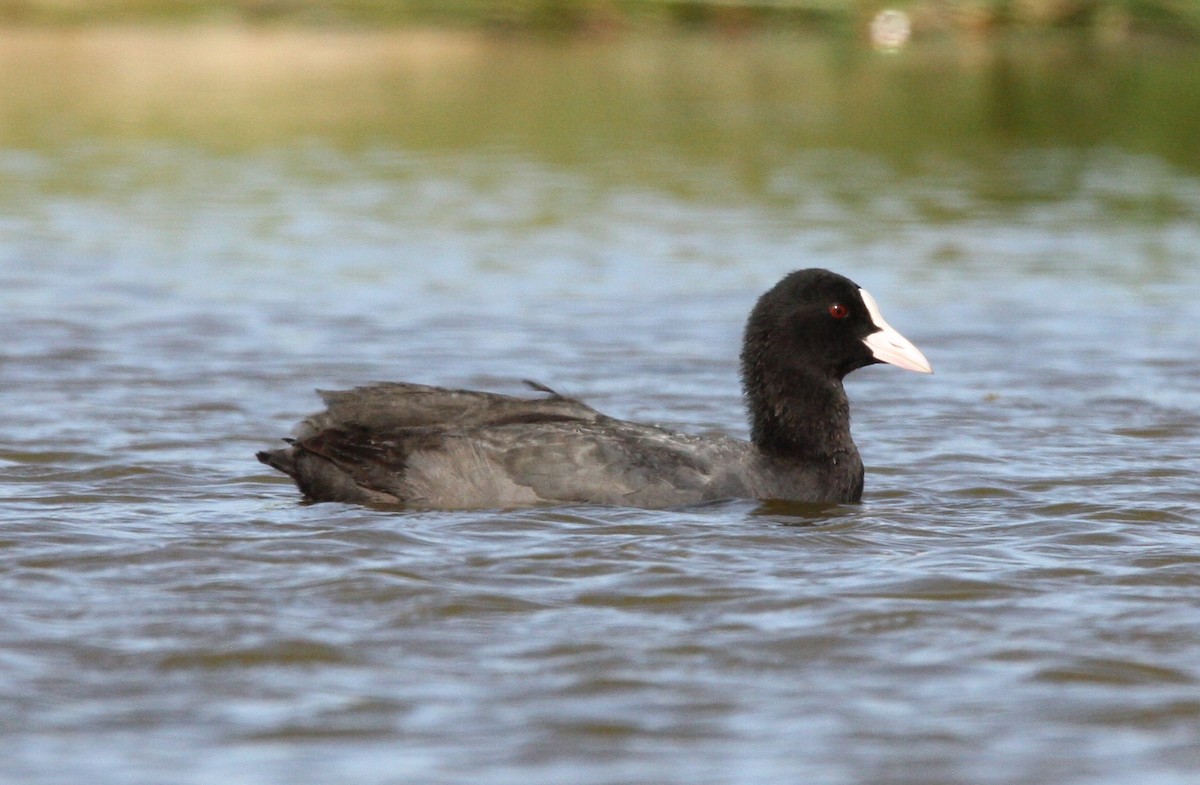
left=257, top=382, right=862, bottom=509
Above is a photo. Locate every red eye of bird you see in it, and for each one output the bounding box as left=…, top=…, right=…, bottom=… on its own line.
left=829, top=303, right=849, bottom=319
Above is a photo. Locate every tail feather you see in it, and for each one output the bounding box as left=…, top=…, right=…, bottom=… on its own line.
left=257, top=446, right=298, bottom=478
left=257, top=439, right=402, bottom=505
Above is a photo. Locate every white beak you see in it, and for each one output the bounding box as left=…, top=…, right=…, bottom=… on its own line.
left=859, top=288, right=933, bottom=374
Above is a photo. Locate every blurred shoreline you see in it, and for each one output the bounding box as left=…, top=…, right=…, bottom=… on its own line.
left=2, top=15, right=1197, bottom=175
left=0, top=1, right=1197, bottom=42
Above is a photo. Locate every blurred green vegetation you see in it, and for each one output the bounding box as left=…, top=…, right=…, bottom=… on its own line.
left=0, top=0, right=1198, bottom=39
left=2, top=26, right=1197, bottom=177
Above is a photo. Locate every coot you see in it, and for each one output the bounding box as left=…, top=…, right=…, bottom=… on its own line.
left=257, top=269, right=931, bottom=508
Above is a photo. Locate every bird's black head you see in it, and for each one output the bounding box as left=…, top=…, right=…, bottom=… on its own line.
left=739, top=268, right=930, bottom=455
left=741, top=268, right=931, bottom=383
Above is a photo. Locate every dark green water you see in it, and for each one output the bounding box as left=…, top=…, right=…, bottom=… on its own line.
left=2, top=29, right=1199, bottom=785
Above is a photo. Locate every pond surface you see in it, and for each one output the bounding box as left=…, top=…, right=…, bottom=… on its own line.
left=2, top=28, right=1200, bottom=785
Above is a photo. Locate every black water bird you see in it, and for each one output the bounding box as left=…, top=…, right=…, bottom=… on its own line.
left=257, top=269, right=931, bottom=509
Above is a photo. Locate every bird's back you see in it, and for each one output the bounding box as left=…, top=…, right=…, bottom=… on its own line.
left=258, top=383, right=764, bottom=509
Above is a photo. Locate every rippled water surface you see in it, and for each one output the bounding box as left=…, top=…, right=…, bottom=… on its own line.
left=3, top=29, right=1200, bottom=785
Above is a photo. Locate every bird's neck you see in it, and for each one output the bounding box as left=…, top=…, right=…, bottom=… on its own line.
left=744, top=368, right=855, bottom=461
